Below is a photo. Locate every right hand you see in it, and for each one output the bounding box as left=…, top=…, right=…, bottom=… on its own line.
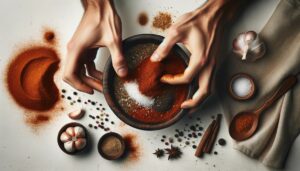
left=63, top=0, right=127, bottom=94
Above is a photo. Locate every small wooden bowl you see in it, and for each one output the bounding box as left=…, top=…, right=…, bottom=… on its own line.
left=103, top=34, right=194, bottom=130
left=97, top=132, right=126, bottom=160
left=228, top=73, right=256, bottom=100
left=57, top=122, right=88, bottom=155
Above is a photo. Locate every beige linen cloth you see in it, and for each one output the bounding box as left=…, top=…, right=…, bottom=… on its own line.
left=215, top=0, right=300, bottom=169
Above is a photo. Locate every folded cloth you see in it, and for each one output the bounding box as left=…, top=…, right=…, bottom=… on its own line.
left=215, top=0, right=300, bottom=168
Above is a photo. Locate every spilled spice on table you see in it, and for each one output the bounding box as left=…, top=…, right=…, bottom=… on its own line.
left=138, top=12, right=149, bottom=26
left=123, top=133, right=141, bottom=162
left=152, top=12, right=173, bottom=30
left=5, top=30, right=61, bottom=129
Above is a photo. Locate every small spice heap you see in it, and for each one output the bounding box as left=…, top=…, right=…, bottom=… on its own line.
left=138, top=12, right=149, bottom=26
left=152, top=12, right=173, bottom=31
left=195, top=114, right=222, bottom=157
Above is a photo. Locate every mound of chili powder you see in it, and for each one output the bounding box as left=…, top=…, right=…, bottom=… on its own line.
left=7, top=47, right=60, bottom=111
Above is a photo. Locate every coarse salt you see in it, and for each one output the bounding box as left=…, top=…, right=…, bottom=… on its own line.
left=123, top=81, right=154, bottom=108
left=232, top=77, right=252, bottom=98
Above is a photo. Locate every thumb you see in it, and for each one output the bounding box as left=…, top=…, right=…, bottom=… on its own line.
left=108, top=41, right=128, bottom=77
left=150, top=32, right=179, bottom=62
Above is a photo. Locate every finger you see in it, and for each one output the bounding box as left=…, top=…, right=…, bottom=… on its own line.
left=150, top=29, right=180, bottom=62
left=86, top=61, right=103, bottom=81
left=181, top=58, right=215, bottom=109
left=161, top=53, right=205, bottom=84
left=64, top=42, right=94, bottom=94
left=63, top=71, right=94, bottom=94
left=107, top=41, right=128, bottom=77
left=80, top=68, right=103, bottom=92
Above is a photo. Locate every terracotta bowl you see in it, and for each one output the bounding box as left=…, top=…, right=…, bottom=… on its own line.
left=103, top=34, right=194, bottom=130
left=57, top=122, right=89, bottom=155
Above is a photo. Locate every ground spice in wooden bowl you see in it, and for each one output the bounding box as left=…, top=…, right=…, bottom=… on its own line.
left=113, top=44, right=188, bottom=124
left=103, top=34, right=192, bottom=130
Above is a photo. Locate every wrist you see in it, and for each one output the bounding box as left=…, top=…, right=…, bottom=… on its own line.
left=196, top=0, right=245, bottom=22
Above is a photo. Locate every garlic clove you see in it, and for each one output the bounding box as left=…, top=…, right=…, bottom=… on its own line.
left=60, top=132, right=72, bottom=143
left=68, top=109, right=85, bottom=120
left=74, top=138, right=86, bottom=150
left=65, top=127, right=75, bottom=137
left=64, top=141, right=75, bottom=153
left=74, top=126, right=85, bottom=138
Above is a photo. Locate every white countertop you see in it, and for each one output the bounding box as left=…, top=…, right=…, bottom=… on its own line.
left=1, top=0, right=299, bottom=171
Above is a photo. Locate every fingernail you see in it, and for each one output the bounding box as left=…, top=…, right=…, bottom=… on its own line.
left=117, top=67, right=127, bottom=77
left=150, top=52, right=160, bottom=62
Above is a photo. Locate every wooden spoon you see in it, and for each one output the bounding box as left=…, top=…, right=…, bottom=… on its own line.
left=229, top=75, right=297, bottom=141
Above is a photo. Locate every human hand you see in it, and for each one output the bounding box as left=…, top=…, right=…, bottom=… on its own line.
left=63, top=0, right=127, bottom=94
left=151, top=0, right=236, bottom=108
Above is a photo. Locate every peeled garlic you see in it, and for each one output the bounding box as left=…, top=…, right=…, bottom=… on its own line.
left=66, top=127, right=75, bottom=137
left=60, top=132, right=72, bottom=143
left=74, top=126, right=85, bottom=138
left=64, top=141, right=75, bottom=153
left=68, top=109, right=85, bottom=120
left=75, top=138, right=87, bottom=150
left=232, top=31, right=266, bottom=61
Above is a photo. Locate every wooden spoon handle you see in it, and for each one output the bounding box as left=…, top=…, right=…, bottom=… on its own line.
left=256, top=75, right=297, bottom=114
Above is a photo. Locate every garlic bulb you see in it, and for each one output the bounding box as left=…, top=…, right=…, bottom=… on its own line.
left=232, top=31, right=266, bottom=61
left=60, top=126, right=87, bottom=153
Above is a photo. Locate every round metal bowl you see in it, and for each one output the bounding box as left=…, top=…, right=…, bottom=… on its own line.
left=103, top=34, right=193, bottom=130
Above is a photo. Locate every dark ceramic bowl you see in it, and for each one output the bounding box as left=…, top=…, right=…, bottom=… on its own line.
left=103, top=34, right=193, bottom=130
left=57, top=122, right=88, bottom=155
left=97, top=132, right=126, bottom=160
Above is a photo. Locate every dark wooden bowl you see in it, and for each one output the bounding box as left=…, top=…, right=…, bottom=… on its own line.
left=103, top=34, right=194, bottom=130
left=57, top=122, right=88, bottom=155
left=97, top=132, right=126, bottom=160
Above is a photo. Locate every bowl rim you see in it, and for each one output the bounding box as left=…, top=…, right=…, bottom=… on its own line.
left=103, top=34, right=194, bottom=130
left=57, top=122, right=89, bottom=155
left=97, top=132, right=126, bottom=160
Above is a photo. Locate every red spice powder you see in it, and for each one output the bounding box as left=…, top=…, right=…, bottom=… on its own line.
left=234, top=114, right=254, bottom=134
left=123, top=55, right=188, bottom=124
left=138, top=12, right=149, bottom=26
left=123, top=133, right=140, bottom=161
left=7, top=47, right=60, bottom=111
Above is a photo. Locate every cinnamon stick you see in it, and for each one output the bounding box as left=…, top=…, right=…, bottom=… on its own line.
left=203, top=114, right=222, bottom=153
left=194, top=120, right=216, bottom=157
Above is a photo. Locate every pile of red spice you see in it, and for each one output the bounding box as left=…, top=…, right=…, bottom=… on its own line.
left=6, top=30, right=61, bottom=127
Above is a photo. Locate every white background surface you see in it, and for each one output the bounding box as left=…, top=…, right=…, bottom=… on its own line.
left=0, top=0, right=299, bottom=171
